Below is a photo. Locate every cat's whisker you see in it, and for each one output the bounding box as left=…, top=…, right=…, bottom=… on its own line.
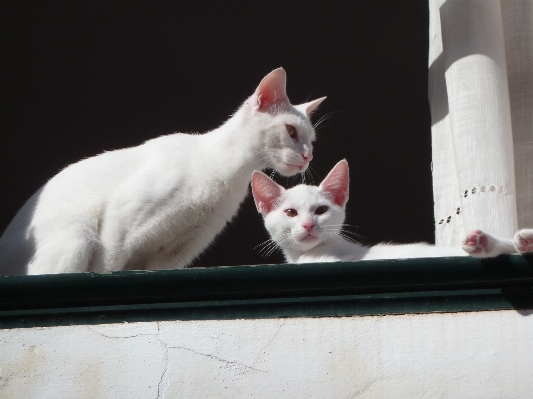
left=339, top=232, right=360, bottom=244
left=300, top=171, right=306, bottom=185
left=339, top=230, right=365, bottom=240
left=263, top=236, right=290, bottom=257
left=254, top=238, right=276, bottom=250
left=313, top=114, right=330, bottom=130
left=273, top=234, right=293, bottom=251
left=257, top=240, right=279, bottom=256
left=313, top=133, right=335, bottom=145
left=322, top=225, right=365, bottom=241
left=256, top=231, right=294, bottom=258
left=314, top=113, right=338, bottom=126
left=314, top=124, right=335, bottom=132
left=264, top=245, right=281, bottom=258
left=296, top=167, right=312, bottom=186
left=271, top=161, right=286, bottom=180
left=313, top=111, right=341, bottom=130
left=324, top=223, right=360, bottom=229
left=304, top=168, right=315, bottom=185
left=336, top=227, right=365, bottom=240
left=261, top=244, right=280, bottom=257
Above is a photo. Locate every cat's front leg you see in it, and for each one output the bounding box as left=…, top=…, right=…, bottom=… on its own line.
left=515, top=229, right=533, bottom=254
left=462, top=229, right=516, bottom=258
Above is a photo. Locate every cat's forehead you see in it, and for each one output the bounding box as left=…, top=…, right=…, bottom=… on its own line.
left=273, top=109, right=310, bottom=125
left=279, top=185, right=330, bottom=208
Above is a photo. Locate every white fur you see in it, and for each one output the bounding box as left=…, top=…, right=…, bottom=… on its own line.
left=0, top=68, right=326, bottom=275
left=252, top=160, right=531, bottom=264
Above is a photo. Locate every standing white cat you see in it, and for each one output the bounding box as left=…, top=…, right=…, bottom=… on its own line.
left=0, top=68, right=326, bottom=275
left=252, top=160, right=533, bottom=263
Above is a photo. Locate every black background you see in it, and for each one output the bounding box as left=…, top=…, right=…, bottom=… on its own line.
left=1, top=0, right=432, bottom=267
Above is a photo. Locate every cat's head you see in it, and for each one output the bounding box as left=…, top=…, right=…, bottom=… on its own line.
left=243, top=68, right=326, bottom=176
left=252, top=160, right=349, bottom=252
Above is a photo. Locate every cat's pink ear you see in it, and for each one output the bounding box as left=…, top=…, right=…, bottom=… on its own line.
left=252, top=68, right=289, bottom=111
left=251, top=171, right=285, bottom=215
left=319, top=160, right=349, bottom=207
left=295, top=96, right=327, bottom=117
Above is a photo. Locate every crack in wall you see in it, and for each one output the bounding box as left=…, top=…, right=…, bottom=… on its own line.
left=350, top=377, right=382, bottom=399
left=86, top=326, right=155, bottom=339
left=253, top=319, right=286, bottom=366
left=156, top=323, right=169, bottom=399
left=85, top=321, right=287, bottom=395
left=350, top=377, right=400, bottom=399
left=85, top=322, right=269, bottom=397
left=86, top=325, right=170, bottom=398
left=169, top=346, right=267, bottom=374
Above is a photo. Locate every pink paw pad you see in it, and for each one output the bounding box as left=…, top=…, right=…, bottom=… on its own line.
left=463, top=230, right=490, bottom=254
left=515, top=230, right=533, bottom=254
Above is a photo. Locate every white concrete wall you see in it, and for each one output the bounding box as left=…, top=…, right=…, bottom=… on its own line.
left=1, top=310, right=532, bottom=398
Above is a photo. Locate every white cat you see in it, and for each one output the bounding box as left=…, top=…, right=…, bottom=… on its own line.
left=0, top=68, right=326, bottom=275
left=252, top=159, right=533, bottom=263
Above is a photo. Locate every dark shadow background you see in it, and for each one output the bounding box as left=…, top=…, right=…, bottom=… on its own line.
left=0, top=0, right=432, bottom=267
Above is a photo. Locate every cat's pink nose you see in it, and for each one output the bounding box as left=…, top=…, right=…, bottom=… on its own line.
left=302, top=153, right=313, bottom=162
left=302, top=222, right=315, bottom=232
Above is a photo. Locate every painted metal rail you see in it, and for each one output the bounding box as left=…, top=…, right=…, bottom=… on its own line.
left=1, top=255, right=532, bottom=329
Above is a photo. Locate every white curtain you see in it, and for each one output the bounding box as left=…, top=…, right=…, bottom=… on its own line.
left=429, top=0, right=533, bottom=246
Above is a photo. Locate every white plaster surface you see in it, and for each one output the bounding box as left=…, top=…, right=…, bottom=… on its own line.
left=1, top=310, right=532, bottom=398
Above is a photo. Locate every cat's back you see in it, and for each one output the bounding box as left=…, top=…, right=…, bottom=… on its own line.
left=36, top=132, right=200, bottom=206
left=49, top=133, right=193, bottom=188
left=2, top=132, right=199, bottom=235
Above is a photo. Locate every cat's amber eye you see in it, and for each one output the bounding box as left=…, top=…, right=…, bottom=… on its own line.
left=315, top=206, right=328, bottom=215
left=284, top=209, right=298, bottom=217
left=285, top=125, right=297, bottom=139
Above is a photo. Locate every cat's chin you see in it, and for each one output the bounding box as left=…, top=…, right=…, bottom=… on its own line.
left=300, top=234, right=318, bottom=242
left=278, top=163, right=307, bottom=176
left=294, top=234, right=322, bottom=250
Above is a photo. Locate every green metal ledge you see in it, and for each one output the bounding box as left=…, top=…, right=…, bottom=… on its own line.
left=1, top=255, right=532, bottom=329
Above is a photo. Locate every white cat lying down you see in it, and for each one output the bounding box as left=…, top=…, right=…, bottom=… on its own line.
left=0, top=68, right=326, bottom=275
left=252, top=160, right=533, bottom=263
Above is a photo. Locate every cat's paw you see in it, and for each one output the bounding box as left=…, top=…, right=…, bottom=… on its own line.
left=514, top=229, right=533, bottom=254
left=462, top=230, right=495, bottom=257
